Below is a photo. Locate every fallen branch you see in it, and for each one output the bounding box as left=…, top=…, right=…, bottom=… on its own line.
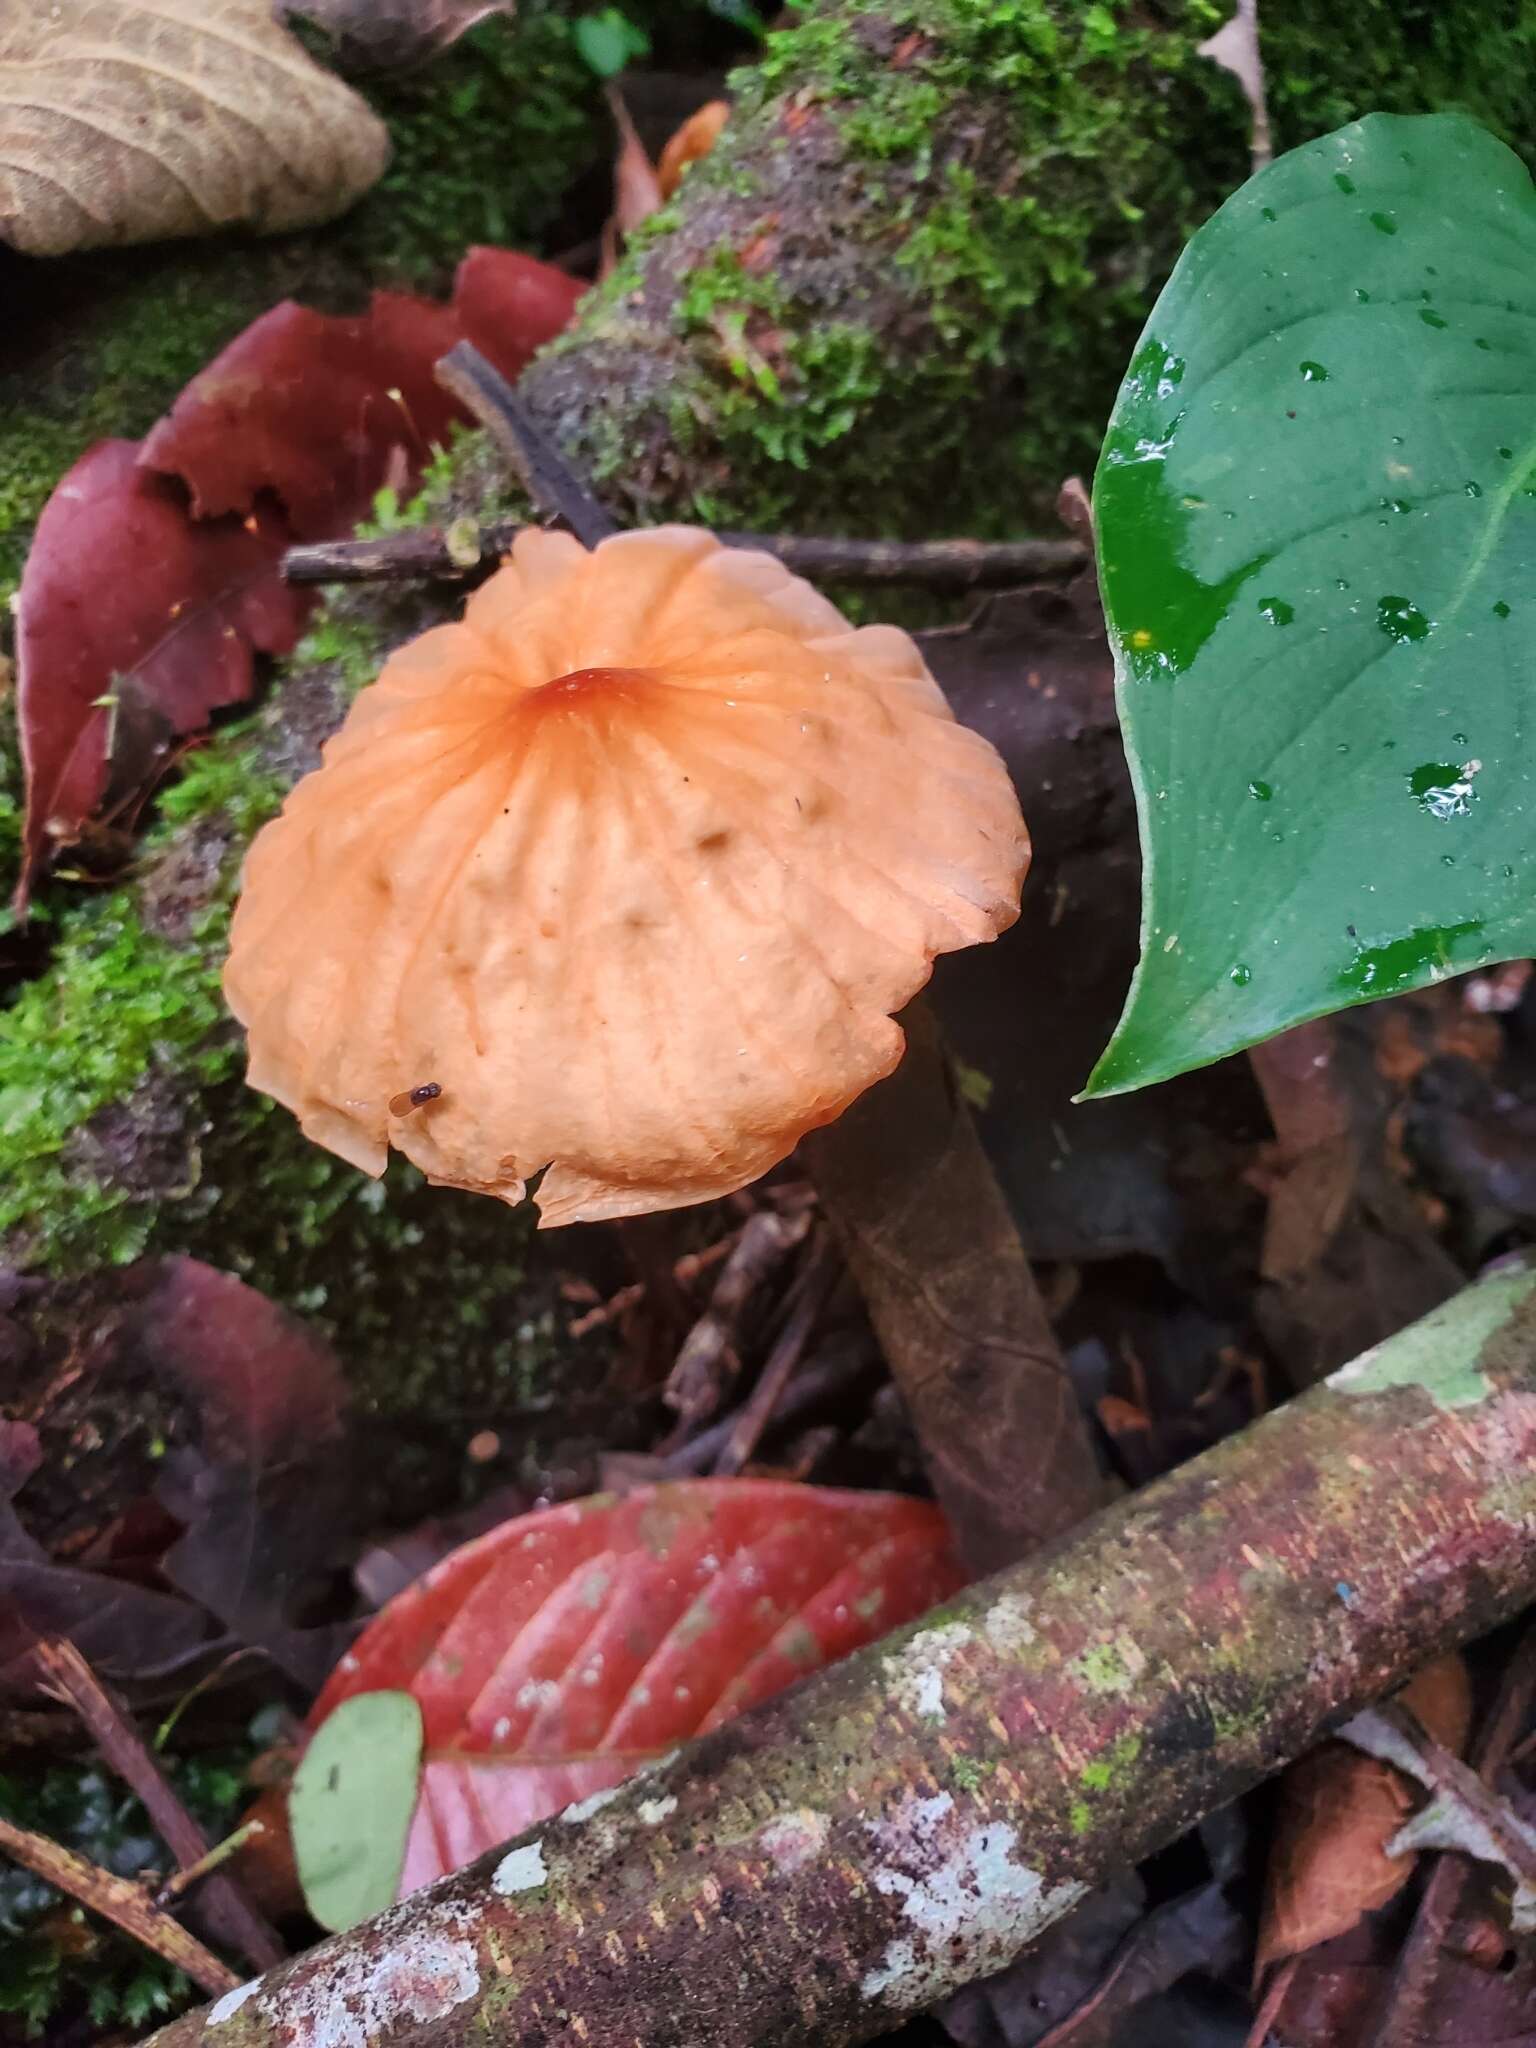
left=282, top=525, right=1089, bottom=591
left=35, top=1639, right=285, bottom=1974
left=0, top=1814, right=238, bottom=1998
left=145, top=1261, right=1536, bottom=2048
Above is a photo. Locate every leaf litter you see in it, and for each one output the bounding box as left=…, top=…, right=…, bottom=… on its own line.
left=10, top=38, right=1536, bottom=2048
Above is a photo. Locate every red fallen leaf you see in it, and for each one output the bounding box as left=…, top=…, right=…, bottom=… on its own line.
left=309, top=1479, right=963, bottom=1896
left=15, top=248, right=585, bottom=908
left=14, top=442, right=309, bottom=906
left=453, top=247, right=586, bottom=386
left=140, top=251, right=584, bottom=539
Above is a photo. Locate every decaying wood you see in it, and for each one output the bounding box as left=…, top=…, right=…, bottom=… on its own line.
left=145, top=1260, right=1536, bottom=2048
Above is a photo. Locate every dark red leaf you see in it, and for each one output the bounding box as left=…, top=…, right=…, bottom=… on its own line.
left=139, top=253, right=584, bottom=539
left=16, top=249, right=584, bottom=906
left=0, top=1258, right=356, bottom=1692
left=452, top=247, right=587, bottom=375
left=138, top=1256, right=347, bottom=1465
left=139, top=1259, right=355, bottom=1689
left=309, top=1479, right=963, bottom=1896
left=13, top=442, right=308, bottom=905
left=139, top=292, right=463, bottom=539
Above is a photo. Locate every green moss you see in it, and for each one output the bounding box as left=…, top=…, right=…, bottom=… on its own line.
left=1079, top=1731, right=1143, bottom=1794
left=551, top=0, right=1536, bottom=538
left=338, top=10, right=602, bottom=288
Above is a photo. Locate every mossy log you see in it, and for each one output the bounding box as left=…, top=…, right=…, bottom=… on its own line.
left=144, top=1262, right=1536, bottom=2048
left=3, top=0, right=1535, bottom=1382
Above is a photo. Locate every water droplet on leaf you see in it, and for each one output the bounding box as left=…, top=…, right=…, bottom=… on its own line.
left=1377, top=595, right=1430, bottom=643
left=1248, top=779, right=1274, bottom=801
left=1257, top=596, right=1294, bottom=625
left=1409, top=761, right=1478, bottom=819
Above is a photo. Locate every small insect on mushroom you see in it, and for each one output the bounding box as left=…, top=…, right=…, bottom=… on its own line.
left=389, top=1082, right=442, bottom=1118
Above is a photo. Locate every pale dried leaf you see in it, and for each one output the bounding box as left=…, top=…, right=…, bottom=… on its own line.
left=0, top=0, right=389, bottom=257
left=1197, top=0, right=1272, bottom=170
left=600, top=83, right=663, bottom=277
left=1255, top=1656, right=1472, bottom=1974
left=280, top=0, right=515, bottom=73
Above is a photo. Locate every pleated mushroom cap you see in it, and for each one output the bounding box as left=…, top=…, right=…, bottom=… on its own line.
left=224, top=527, right=1029, bottom=1226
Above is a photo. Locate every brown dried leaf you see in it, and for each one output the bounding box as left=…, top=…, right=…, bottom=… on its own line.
left=280, top=0, right=515, bottom=73
left=1256, top=1656, right=1473, bottom=1975
left=0, top=0, right=389, bottom=257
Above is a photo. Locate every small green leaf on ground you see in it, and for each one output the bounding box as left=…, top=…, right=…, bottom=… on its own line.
left=290, top=1692, right=423, bottom=1932
left=573, top=8, right=649, bottom=78
left=1087, top=112, right=1536, bottom=1097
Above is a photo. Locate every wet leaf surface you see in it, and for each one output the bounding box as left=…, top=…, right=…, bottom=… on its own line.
left=307, top=1479, right=963, bottom=1896
left=0, top=1, right=388, bottom=257
left=1090, top=113, right=1536, bottom=1096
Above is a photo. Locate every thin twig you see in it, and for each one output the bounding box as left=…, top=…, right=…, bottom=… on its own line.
left=660, top=1344, right=878, bottom=1477
left=662, top=1207, right=813, bottom=1434
left=714, top=1234, right=842, bottom=1476
left=156, top=1822, right=268, bottom=1906
left=433, top=343, right=619, bottom=546
left=0, top=1812, right=239, bottom=1997
left=284, top=523, right=1088, bottom=591
left=36, top=1639, right=285, bottom=1973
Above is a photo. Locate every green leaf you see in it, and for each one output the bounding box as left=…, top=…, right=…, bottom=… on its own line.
left=290, top=1691, right=422, bottom=1933
left=1086, top=112, right=1536, bottom=1097
left=573, top=8, right=649, bottom=79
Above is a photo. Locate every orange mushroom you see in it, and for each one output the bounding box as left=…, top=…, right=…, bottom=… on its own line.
left=224, top=526, right=1028, bottom=1226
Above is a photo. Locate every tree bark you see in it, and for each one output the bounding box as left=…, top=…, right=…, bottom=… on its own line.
left=144, top=1261, right=1536, bottom=2048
